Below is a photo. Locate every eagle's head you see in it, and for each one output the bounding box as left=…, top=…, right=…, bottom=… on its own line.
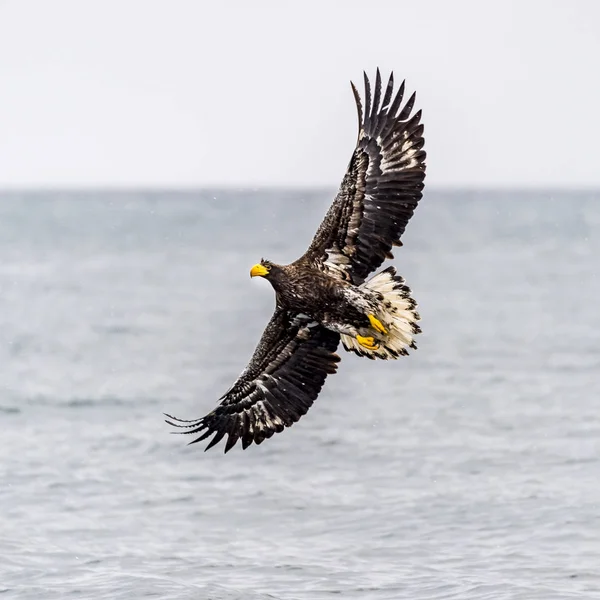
left=250, top=258, right=282, bottom=280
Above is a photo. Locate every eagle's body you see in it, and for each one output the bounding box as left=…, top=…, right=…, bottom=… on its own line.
left=166, top=69, right=427, bottom=452
left=264, top=263, right=368, bottom=331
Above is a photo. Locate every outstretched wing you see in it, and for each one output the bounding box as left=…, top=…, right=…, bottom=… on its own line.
left=302, top=69, right=426, bottom=285
left=165, top=309, right=340, bottom=452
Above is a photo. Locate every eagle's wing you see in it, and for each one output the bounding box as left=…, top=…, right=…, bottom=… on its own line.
left=165, top=308, right=340, bottom=452
left=301, top=69, right=426, bottom=284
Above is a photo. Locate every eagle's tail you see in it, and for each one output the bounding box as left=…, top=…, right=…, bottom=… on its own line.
left=341, top=266, right=421, bottom=360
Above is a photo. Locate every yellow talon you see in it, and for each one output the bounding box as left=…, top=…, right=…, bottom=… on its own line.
left=356, top=335, right=379, bottom=350
left=368, top=314, right=388, bottom=335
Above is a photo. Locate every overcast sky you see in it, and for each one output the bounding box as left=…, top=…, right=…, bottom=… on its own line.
left=0, top=0, right=598, bottom=189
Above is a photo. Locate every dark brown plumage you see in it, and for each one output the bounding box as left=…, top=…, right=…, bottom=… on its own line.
left=165, top=69, right=426, bottom=452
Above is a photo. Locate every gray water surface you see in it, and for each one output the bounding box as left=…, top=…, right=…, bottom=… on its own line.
left=1, top=190, right=599, bottom=599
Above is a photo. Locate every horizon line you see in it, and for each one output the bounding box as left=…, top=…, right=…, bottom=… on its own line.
left=0, top=184, right=599, bottom=194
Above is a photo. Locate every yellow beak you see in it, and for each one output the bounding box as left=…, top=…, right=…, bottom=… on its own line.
left=250, top=263, right=269, bottom=278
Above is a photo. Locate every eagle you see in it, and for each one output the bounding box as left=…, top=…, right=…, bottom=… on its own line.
left=166, top=69, right=426, bottom=452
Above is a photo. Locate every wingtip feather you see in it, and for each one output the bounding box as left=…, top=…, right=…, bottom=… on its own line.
left=350, top=81, right=363, bottom=135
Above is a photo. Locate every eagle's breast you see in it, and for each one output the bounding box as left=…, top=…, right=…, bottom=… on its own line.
left=274, top=265, right=344, bottom=315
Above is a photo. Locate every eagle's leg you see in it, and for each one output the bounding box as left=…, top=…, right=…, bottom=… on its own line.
left=356, top=334, right=379, bottom=350
left=321, top=317, right=380, bottom=350
left=356, top=314, right=388, bottom=349
left=367, top=314, right=388, bottom=335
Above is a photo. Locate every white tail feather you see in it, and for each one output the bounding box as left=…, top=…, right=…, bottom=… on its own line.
left=341, top=266, right=421, bottom=360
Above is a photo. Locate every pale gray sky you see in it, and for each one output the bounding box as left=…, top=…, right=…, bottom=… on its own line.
left=0, top=0, right=598, bottom=189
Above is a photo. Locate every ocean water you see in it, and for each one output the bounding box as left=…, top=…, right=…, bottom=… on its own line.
left=1, top=189, right=599, bottom=599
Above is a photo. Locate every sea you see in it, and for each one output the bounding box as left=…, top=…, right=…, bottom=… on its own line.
left=1, top=189, right=599, bottom=599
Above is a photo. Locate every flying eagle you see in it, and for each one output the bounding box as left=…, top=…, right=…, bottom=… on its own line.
left=166, top=69, right=426, bottom=452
